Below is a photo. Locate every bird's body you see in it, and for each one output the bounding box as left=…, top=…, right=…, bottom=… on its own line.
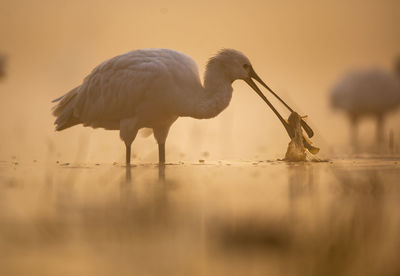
left=53, top=48, right=257, bottom=164
left=53, top=48, right=303, bottom=164
left=330, top=68, right=400, bottom=146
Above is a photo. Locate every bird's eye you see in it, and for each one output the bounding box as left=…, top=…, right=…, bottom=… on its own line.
left=243, top=64, right=249, bottom=69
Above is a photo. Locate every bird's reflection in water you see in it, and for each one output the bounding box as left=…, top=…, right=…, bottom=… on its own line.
left=158, top=164, right=165, bottom=183
left=121, top=164, right=165, bottom=204
left=125, top=165, right=132, bottom=183
left=120, top=165, right=134, bottom=208
left=120, top=164, right=171, bottom=226
left=123, top=164, right=165, bottom=183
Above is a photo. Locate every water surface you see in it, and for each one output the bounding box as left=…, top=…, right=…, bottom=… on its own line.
left=1, top=158, right=399, bottom=276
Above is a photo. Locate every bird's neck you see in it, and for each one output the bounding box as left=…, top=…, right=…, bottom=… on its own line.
left=187, top=62, right=233, bottom=119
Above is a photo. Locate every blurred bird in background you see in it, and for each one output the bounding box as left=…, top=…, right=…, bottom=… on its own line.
left=330, top=57, right=400, bottom=151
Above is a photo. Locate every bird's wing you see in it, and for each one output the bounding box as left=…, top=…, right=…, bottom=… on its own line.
left=72, top=51, right=172, bottom=125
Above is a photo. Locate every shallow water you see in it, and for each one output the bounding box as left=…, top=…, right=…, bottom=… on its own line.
left=0, top=158, right=400, bottom=276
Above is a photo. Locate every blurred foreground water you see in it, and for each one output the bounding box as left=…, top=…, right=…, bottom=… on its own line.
left=0, top=158, right=399, bottom=276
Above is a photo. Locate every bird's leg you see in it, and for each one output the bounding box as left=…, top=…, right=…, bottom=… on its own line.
left=125, top=142, right=132, bottom=166
left=350, top=114, right=359, bottom=151
left=154, top=124, right=174, bottom=165
left=120, top=117, right=138, bottom=166
left=158, top=143, right=165, bottom=164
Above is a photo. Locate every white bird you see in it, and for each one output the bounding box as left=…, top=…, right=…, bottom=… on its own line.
left=330, top=59, right=400, bottom=147
left=52, top=48, right=312, bottom=165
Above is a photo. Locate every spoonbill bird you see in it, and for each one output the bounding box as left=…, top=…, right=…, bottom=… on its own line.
left=330, top=58, right=400, bottom=147
left=52, top=48, right=312, bottom=165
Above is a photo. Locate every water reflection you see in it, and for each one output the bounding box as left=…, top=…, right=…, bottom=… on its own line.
left=158, top=164, right=165, bottom=182
left=209, top=162, right=400, bottom=276
left=0, top=161, right=399, bottom=275
left=124, top=164, right=165, bottom=183
left=285, top=165, right=390, bottom=276
left=120, top=166, right=134, bottom=207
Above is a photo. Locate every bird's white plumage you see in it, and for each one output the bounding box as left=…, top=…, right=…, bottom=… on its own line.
left=68, top=49, right=200, bottom=127
left=330, top=67, right=400, bottom=145
left=331, top=68, right=400, bottom=115
left=52, top=48, right=254, bottom=162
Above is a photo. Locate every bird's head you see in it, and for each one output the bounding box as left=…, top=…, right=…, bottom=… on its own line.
left=208, top=49, right=253, bottom=81
left=209, top=49, right=314, bottom=139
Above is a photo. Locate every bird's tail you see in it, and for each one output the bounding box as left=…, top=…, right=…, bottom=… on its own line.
left=52, top=86, right=81, bottom=131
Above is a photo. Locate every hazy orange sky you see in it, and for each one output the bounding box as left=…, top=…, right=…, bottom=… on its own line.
left=0, top=0, right=399, bottom=162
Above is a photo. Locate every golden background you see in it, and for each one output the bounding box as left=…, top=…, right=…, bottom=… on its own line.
left=0, top=0, right=399, bottom=162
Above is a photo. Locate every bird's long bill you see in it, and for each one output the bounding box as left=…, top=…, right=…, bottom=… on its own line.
left=249, top=67, right=314, bottom=138
left=245, top=78, right=293, bottom=138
